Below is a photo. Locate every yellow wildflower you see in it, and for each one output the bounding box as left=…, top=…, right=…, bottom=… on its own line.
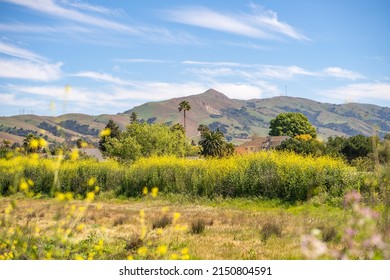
left=55, top=192, right=65, bottom=201
left=76, top=223, right=85, bottom=232
left=137, top=246, right=148, bottom=257
left=151, top=187, right=159, bottom=198
left=19, top=180, right=29, bottom=191
left=173, top=212, right=181, bottom=222
left=127, top=255, right=134, bottom=260
left=156, top=245, right=168, bottom=256
left=65, top=192, right=73, bottom=200
left=86, top=191, right=95, bottom=201
left=38, top=138, right=47, bottom=148
left=87, top=177, right=96, bottom=187
left=99, top=128, right=111, bottom=137
left=70, top=148, right=79, bottom=161
left=75, top=255, right=84, bottom=260
left=142, top=187, right=148, bottom=195
left=169, top=254, right=179, bottom=260
left=181, top=248, right=189, bottom=255
left=29, top=139, right=39, bottom=150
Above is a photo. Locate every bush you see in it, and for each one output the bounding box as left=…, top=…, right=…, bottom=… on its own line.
left=190, top=219, right=206, bottom=234
left=260, top=222, right=282, bottom=243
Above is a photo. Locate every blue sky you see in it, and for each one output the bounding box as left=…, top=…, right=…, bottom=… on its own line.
left=0, top=0, right=389, bottom=116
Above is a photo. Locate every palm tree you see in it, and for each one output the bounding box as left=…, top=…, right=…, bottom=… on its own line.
left=199, top=130, right=224, bottom=157
left=178, top=100, right=191, bottom=134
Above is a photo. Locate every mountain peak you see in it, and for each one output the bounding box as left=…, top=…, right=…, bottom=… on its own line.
left=202, top=88, right=230, bottom=99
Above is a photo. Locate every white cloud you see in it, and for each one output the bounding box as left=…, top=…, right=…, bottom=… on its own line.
left=164, top=5, right=308, bottom=41
left=115, top=58, right=171, bottom=64
left=72, top=71, right=135, bottom=86
left=321, top=83, right=390, bottom=103
left=2, top=0, right=138, bottom=34
left=256, top=65, right=318, bottom=79
left=165, top=7, right=269, bottom=39
left=208, top=83, right=267, bottom=99
left=182, top=61, right=365, bottom=82
left=0, top=58, right=63, bottom=81
left=0, top=93, right=45, bottom=107
left=182, top=60, right=250, bottom=67
left=323, top=67, right=364, bottom=80
left=247, top=3, right=308, bottom=40
left=2, top=0, right=197, bottom=44
left=0, top=41, right=44, bottom=61
left=59, top=0, right=120, bottom=15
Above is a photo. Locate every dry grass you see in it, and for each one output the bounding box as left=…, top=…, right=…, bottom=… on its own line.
left=0, top=195, right=347, bottom=260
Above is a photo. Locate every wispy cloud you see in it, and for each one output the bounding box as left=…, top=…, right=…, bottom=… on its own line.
left=321, top=82, right=390, bottom=103
left=182, top=60, right=251, bottom=68
left=2, top=0, right=138, bottom=34
left=323, top=67, right=365, bottom=80
left=164, top=5, right=308, bottom=41
left=2, top=0, right=197, bottom=44
left=115, top=58, right=171, bottom=64
left=59, top=0, right=121, bottom=15
left=182, top=60, right=364, bottom=81
left=0, top=58, right=63, bottom=81
left=0, top=92, right=45, bottom=107
left=247, top=3, right=308, bottom=40
left=0, top=41, right=44, bottom=61
left=72, top=71, right=135, bottom=86
left=0, top=41, right=63, bottom=81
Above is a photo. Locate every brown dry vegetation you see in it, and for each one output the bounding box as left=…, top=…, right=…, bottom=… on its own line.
left=0, top=195, right=347, bottom=259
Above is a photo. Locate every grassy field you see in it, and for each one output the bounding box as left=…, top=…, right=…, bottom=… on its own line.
left=0, top=193, right=367, bottom=260
left=0, top=151, right=388, bottom=260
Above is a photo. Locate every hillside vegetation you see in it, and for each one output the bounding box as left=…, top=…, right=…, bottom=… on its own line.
left=1, top=89, right=390, bottom=145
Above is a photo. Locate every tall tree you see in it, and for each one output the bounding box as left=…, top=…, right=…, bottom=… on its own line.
left=269, top=112, right=317, bottom=138
left=178, top=100, right=191, bottom=134
left=130, top=112, right=138, bottom=124
left=99, top=119, right=121, bottom=152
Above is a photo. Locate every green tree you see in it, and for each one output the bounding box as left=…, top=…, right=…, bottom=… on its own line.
left=103, top=122, right=190, bottom=161
left=170, top=123, right=185, bottom=134
left=178, top=100, right=191, bottom=134
left=130, top=112, right=138, bottom=124
left=197, top=124, right=210, bottom=136
left=99, top=119, right=121, bottom=152
left=342, top=134, right=373, bottom=162
left=269, top=112, right=317, bottom=138
left=277, top=138, right=326, bottom=156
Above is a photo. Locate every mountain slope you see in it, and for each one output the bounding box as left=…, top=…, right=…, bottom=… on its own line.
left=1, top=88, right=389, bottom=145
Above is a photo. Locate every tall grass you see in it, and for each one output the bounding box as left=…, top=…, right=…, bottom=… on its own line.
left=0, top=155, right=124, bottom=197
left=121, top=151, right=362, bottom=202
left=0, top=151, right=364, bottom=202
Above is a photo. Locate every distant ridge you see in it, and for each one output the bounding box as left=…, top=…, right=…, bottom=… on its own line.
left=1, top=89, right=389, bottom=144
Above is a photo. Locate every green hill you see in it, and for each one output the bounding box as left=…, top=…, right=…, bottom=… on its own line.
left=1, top=88, right=389, bottom=145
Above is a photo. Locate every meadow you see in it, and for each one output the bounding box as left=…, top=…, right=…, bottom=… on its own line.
left=0, top=150, right=388, bottom=260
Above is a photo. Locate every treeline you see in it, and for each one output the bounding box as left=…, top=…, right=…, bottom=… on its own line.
left=277, top=134, right=390, bottom=170
left=38, top=122, right=72, bottom=138
left=0, top=125, right=48, bottom=139
left=59, top=120, right=99, bottom=136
